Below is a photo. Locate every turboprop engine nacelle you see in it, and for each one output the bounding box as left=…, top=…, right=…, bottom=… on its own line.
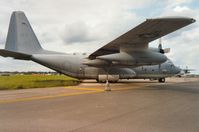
left=83, top=58, right=110, bottom=66
left=97, top=51, right=167, bottom=66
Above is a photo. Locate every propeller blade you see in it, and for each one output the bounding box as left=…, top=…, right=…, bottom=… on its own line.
left=158, top=38, right=170, bottom=54
left=158, top=38, right=165, bottom=54
left=163, top=48, right=170, bottom=53
left=158, top=38, right=162, bottom=49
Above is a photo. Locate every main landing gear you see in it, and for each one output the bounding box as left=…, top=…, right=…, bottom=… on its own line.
left=158, top=78, right=165, bottom=83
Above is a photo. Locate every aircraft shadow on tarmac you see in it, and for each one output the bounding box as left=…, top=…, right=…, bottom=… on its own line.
left=139, top=82, right=199, bottom=94
left=80, top=80, right=199, bottom=94
left=81, top=80, right=160, bottom=84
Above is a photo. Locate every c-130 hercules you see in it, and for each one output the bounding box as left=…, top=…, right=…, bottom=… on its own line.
left=0, top=11, right=195, bottom=85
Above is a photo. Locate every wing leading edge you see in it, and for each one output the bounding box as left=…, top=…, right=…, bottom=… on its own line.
left=89, top=17, right=195, bottom=59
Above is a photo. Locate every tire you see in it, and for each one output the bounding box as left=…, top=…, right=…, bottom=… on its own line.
left=96, top=79, right=106, bottom=83
left=158, top=78, right=165, bottom=83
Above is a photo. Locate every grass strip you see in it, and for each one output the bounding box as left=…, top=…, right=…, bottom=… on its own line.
left=0, top=74, right=80, bottom=90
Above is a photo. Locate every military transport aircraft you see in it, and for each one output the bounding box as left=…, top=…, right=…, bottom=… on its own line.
left=0, top=11, right=195, bottom=85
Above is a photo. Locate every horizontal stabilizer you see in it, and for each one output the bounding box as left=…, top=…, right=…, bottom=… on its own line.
left=0, top=49, right=31, bottom=60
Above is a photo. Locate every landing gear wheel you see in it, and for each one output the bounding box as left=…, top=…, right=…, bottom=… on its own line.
left=109, top=80, right=118, bottom=83
left=158, top=78, right=165, bottom=83
left=96, top=79, right=106, bottom=83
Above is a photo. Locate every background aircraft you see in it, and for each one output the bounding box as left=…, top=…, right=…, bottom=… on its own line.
left=0, top=11, right=195, bottom=84
left=175, top=66, right=195, bottom=77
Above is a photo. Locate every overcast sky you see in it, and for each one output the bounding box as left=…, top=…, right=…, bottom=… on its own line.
left=0, top=0, right=198, bottom=73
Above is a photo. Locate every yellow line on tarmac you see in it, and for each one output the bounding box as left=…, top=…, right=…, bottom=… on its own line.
left=0, top=90, right=103, bottom=104
left=66, top=86, right=137, bottom=92
left=65, top=87, right=103, bottom=92
left=0, top=86, right=138, bottom=104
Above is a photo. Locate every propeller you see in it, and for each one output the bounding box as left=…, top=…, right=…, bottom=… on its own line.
left=158, top=38, right=170, bottom=54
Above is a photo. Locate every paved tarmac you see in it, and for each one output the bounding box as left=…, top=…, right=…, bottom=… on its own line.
left=0, top=78, right=199, bottom=132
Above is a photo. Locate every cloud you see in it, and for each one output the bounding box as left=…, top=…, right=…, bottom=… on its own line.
left=165, top=0, right=193, bottom=8
left=61, top=21, right=98, bottom=44
left=0, top=0, right=198, bottom=73
left=173, top=5, right=190, bottom=12
left=0, top=31, right=6, bottom=45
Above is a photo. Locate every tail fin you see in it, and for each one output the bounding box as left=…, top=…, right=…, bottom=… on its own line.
left=5, top=11, right=42, bottom=54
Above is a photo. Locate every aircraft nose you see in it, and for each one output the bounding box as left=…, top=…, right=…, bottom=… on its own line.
left=191, top=18, right=196, bottom=23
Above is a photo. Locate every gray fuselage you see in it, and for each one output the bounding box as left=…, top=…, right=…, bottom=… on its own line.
left=31, top=53, right=181, bottom=81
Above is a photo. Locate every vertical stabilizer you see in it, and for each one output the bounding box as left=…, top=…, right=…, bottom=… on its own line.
left=5, top=11, right=42, bottom=54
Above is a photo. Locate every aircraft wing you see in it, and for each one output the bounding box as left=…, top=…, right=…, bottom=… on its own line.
left=89, top=17, right=195, bottom=59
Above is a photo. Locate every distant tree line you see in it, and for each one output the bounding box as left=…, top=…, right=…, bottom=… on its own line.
left=0, top=71, right=59, bottom=76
